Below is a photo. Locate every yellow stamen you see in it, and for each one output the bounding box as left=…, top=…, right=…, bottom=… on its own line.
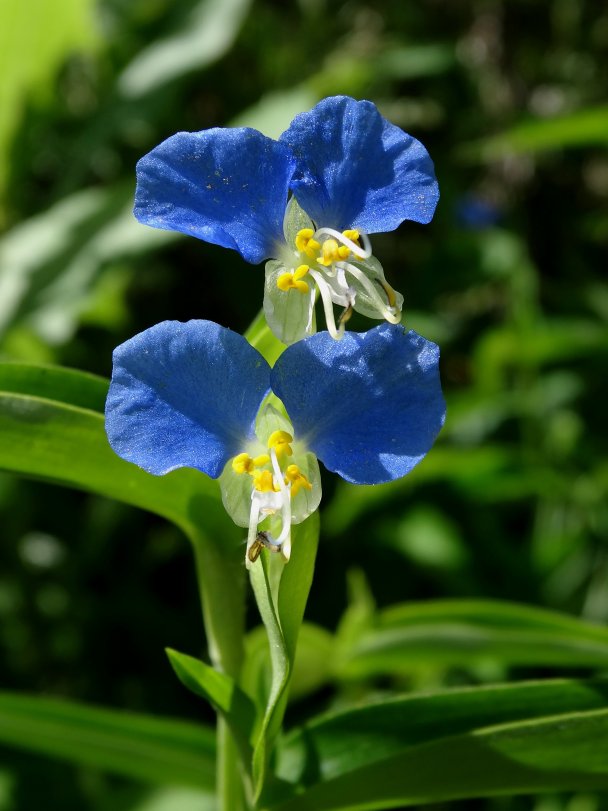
left=317, top=230, right=361, bottom=266
left=231, top=452, right=269, bottom=474
left=268, top=430, right=293, bottom=458
left=277, top=264, right=310, bottom=294
left=252, top=469, right=279, bottom=492
left=295, top=228, right=321, bottom=260
left=285, top=464, right=312, bottom=497
left=318, top=238, right=339, bottom=266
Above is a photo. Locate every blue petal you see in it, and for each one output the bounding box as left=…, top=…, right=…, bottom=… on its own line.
left=105, top=320, right=271, bottom=479
left=280, top=96, right=439, bottom=233
left=134, top=128, right=295, bottom=264
left=271, top=323, right=445, bottom=485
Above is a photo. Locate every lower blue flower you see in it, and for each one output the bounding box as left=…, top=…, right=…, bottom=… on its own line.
left=106, top=321, right=445, bottom=563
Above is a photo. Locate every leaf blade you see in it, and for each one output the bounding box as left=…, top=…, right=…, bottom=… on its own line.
left=0, top=692, right=216, bottom=789
left=270, top=679, right=608, bottom=810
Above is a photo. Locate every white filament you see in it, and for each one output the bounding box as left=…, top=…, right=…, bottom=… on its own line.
left=314, top=227, right=372, bottom=260
left=342, top=263, right=402, bottom=323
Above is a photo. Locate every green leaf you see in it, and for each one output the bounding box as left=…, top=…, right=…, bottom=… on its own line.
left=335, top=599, right=608, bottom=677
left=0, top=692, right=216, bottom=789
left=248, top=513, right=320, bottom=800
left=269, top=679, right=608, bottom=810
left=166, top=648, right=256, bottom=767
left=118, top=0, right=252, bottom=98
left=244, top=309, right=287, bottom=366
left=459, top=105, right=608, bottom=162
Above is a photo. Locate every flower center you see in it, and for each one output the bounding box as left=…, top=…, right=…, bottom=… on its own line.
left=231, top=430, right=312, bottom=563
left=275, top=225, right=402, bottom=340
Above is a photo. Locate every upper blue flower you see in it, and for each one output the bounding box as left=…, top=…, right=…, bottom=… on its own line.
left=280, top=95, right=438, bottom=234
left=135, top=96, right=438, bottom=264
left=134, top=97, right=439, bottom=344
left=105, top=319, right=445, bottom=560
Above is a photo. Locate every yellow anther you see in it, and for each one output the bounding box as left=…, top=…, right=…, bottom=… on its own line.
left=318, top=238, right=339, bottom=266
left=231, top=452, right=269, bottom=474
left=277, top=264, right=310, bottom=294
left=342, top=229, right=360, bottom=244
left=318, top=238, right=351, bottom=266
left=285, top=464, right=313, bottom=497
left=295, top=228, right=321, bottom=260
left=252, top=469, right=279, bottom=493
left=268, top=430, right=293, bottom=458
left=232, top=453, right=253, bottom=474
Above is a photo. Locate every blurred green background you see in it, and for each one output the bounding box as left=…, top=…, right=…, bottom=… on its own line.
left=0, top=0, right=607, bottom=808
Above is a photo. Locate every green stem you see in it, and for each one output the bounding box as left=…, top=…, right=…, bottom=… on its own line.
left=190, top=525, right=245, bottom=677
left=187, top=504, right=249, bottom=808
left=217, top=716, right=247, bottom=811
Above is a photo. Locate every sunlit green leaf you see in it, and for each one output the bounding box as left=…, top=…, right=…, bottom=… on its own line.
left=460, top=105, right=608, bottom=162
left=0, top=0, right=97, bottom=200
left=0, top=185, right=175, bottom=344
left=118, top=0, right=252, bottom=97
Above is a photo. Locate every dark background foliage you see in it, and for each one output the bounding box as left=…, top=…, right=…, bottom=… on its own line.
left=0, top=0, right=607, bottom=808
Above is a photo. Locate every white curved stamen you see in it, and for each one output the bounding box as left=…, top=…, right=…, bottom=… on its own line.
left=341, top=263, right=402, bottom=323
left=313, top=227, right=372, bottom=260
left=309, top=269, right=345, bottom=340
left=305, top=286, right=315, bottom=334
left=269, top=447, right=292, bottom=548
left=246, top=498, right=261, bottom=560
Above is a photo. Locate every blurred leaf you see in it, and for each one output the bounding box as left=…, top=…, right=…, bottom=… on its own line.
left=375, top=45, right=455, bottom=80
left=0, top=692, right=215, bottom=789
left=118, top=0, right=253, bottom=98
left=323, top=446, right=518, bottom=535
left=232, top=87, right=318, bottom=139
left=270, top=680, right=608, bottom=810
left=0, top=0, right=97, bottom=199
left=384, top=506, right=469, bottom=570
left=0, top=184, right=176, bottom=344
left=460, top=105, right=608, bottom=161
left=166, top=648, right=255, bottom=766
left=125, top=787, right=216, bottom=811
left=248, top=513, right=320, bottom=801
left=473, top=320, right=608, bottom=389
left=335, top=599, right=608, bottom=678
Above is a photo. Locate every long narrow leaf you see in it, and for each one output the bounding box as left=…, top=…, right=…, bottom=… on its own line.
left=0, top=692, right=216, bottom=789
left=269, top=679, right=608, bottom=810
left=335, top=598, right=608, bottom=676
left=167, top=648, right=255, bottom=767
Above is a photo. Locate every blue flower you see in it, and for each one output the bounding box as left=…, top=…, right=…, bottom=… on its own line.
left=134, top=96, right=439, bottom=344
left=105, top=320, right=445, bottom=562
